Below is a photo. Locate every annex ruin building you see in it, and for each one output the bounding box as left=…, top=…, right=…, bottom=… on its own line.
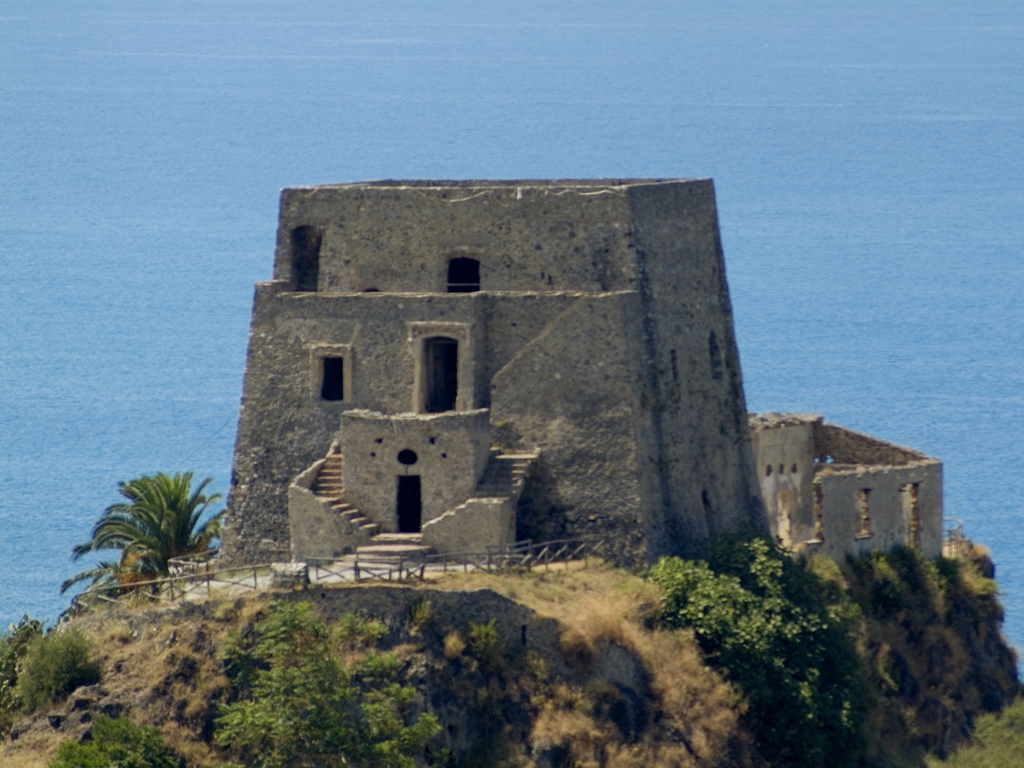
left=220, top=178, right=943, bottom=568
left=221, top=179, right=769, bottom=567
left=749, top=413, right=943, bottom=560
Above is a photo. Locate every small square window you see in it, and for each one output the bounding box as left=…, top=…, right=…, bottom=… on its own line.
left=310, top=344, right=353, bottom=404
left=321, top=357, right=345, bottom=401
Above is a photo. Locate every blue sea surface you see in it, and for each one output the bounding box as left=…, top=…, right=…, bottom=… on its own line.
left=1, top=1, right=1022, bottom=651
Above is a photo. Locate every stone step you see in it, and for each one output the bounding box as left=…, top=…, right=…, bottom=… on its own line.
left=371, top=532, right=423, bottom=544
left=474, top=488, right=513, bottom=498
left=356, top=543, right=432, bottom=557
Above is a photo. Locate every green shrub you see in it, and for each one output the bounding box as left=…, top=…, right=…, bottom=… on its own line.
left=926, top=695, right=1024, bottom=767
left=650, top=534, right=864, bottom=768
left=215, top=601, right=438, bottom=768
left=0, top=615, right=45, bottom=736
left=17, top=627, right=100, bottom=712
left=50, top=714, right=175, bottom=768
left=467, top=619, right=503, bottom=671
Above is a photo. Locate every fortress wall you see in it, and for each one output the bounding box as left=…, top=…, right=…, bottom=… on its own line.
left=625, top=181, right=767, bottom=560
left=490, top=293, right=649, bottom=564
left=481, top=292, right=580, bottom=398
left=224, top=179, right=770, bottom=566
left=273, top=183, right=639, bottom=294
left=223, top=288, right=607, bottom=563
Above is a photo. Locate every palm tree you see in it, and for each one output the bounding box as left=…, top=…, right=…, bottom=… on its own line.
left=60, top=472, right=224, bottom=595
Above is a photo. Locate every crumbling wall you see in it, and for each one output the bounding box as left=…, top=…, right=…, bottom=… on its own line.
left=748, top=415, right=944, bottom=560
left=815, top=461, right=943, bottom=560
left=749, top=422, right=816, bottom=546
left=814, top=421, right=927, bottom=466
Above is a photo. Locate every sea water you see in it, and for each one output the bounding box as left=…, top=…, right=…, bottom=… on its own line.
left=1, top=0, right=1022, bottom=652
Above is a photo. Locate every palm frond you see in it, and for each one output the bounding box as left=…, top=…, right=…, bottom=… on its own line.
left=63, top=471, right=226, bottom=594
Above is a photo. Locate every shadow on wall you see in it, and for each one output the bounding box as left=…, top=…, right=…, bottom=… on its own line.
left=514, top=458, right=570, bottom=544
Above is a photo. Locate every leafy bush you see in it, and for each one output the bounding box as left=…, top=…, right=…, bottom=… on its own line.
left=650, top=534, right=864, bottom=768
left=50, top=714, right=175, bottom=768
left=17, top=627, right=100, bottom=712
left=0, top=615, right=44, bottom=736
left=215, top=601, right=438, bottom=768
left=467, top=619, right=503, bottom=671
left=926, top=695, right=1024, bottom=767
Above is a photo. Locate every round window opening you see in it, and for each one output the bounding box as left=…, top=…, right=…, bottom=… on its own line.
left=397, top=449, right=418, bottom=466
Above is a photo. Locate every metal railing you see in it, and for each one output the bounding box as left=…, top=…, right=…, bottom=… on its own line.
left=70, top=535, right=611, bottom=612
left=943, top=518, right=967, bottom=558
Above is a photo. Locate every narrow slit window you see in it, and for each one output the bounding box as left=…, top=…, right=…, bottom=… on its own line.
left=320, top=357, right=345, bottom=401
left=290, top=225, right=322, bottom=292
left=423, top=337, right=458, bottom=412
left=856, top=488, right=872, bottom=538
left=447, top=257, right=480, bottom=293
left=708, top=330, right=723, bottom=381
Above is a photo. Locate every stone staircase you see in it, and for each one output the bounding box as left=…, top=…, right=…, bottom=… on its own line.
left=420, top=451, right=538, bottom=553
left=474, top=452, right=536, bottom=500
left=312, top=453, right=380, bottom=537
left=358, top=452, right=538, bottom=558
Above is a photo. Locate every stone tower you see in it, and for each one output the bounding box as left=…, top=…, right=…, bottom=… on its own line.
left=221, top=179, right=767, bottom=567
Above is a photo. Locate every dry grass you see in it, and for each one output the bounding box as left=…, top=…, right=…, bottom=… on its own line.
left=443, top=630, right=466, bottom=660
left=4, top=571, right=745, bottom=767
left=428, top=565, right=748, bottom=767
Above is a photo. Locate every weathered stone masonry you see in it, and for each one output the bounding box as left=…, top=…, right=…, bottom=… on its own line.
left=221, top=179, right=769, bottom=567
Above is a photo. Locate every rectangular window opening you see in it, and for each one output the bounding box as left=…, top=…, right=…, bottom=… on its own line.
left=447, top=257, right=480, bottom=292
left=321, top=357, right=345, bottom=401
left=423, top=337, right=458, bottom=412
left=902, top=483, right=921, bottom=549
left=290, top=225, right=322, bottom=292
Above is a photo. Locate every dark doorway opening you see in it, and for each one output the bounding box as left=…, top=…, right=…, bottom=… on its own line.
left=397, top=476, right=422, bottom=533
left=320, top=357, right=344, bottom=401
left=424, top=337, right=458, bottom=412
left=447, top=257, right=480, bottom=292
left=290, top=225, right=322, bottom=292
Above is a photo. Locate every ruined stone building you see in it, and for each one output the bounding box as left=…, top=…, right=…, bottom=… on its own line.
left=221, top=179, right=768, bottom=567
left=220, top=179, right=942, bottom=568
left=749, top=413, right=943, bottom=560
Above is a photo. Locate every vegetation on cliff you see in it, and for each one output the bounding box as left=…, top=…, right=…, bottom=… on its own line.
left=215, top=601, right=439, bottom=767
left=651, top=535, right=864, bottom=768
left=1, top=536, right=1018, bottom=768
